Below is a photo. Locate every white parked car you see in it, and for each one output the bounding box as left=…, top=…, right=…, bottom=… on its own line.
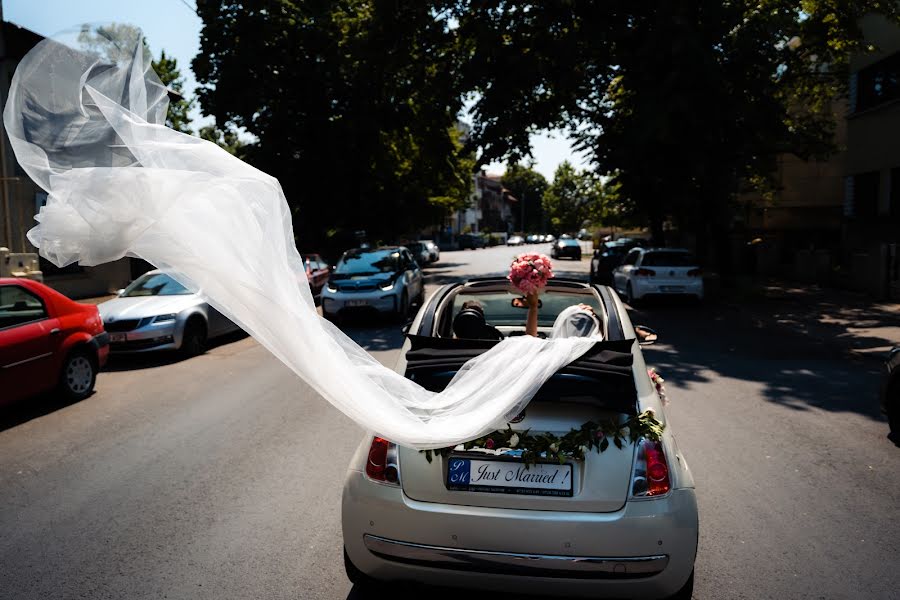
left=612, top=248, right=703, bottom=304
left=341, top=277, right=698, bottom=599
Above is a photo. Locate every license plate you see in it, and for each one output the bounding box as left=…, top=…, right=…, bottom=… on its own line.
left=109, top=333, right=127, bottom=343
left=447, top=457, right=573, bottom=497
left=346, top=299, right=369, bottom=307
left=660, top=286, right=685, bottom=292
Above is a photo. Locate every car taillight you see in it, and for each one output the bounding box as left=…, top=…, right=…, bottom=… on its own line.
left=365, top=437, right=400, bottom=486
left=635, top=268, right=656, bottom=277
left=631, top=439, right=670, bottom=497
left=687, top=268, right=702, bottom=277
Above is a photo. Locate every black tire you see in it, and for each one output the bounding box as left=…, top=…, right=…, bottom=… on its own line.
left=395, top=291, right=409, bottom=322
left=626, top=282, right=636, bottom=305
left=666, top=569, right=695, bottom=600
left=344, top=547, right=378, bottom=589
left=59, top=348, right=97, bottom=401
left=180, top=318, right=207, bottom=357
left=888, top=384, right=900, bottom=444
left=415, top=287, right=425, bottom=307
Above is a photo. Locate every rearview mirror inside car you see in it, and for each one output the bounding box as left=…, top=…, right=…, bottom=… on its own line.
left=634, top=325, right=658, bottom=345
left=511, top=297, right=542, bottom=309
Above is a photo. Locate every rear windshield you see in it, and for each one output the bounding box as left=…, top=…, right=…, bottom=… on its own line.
left=641, top=251, right=696, bottom=267
left=560, top=239, right=580, bottom=247
left=449, top=290, right=602, bottom=328
left=335, top=250, right=399, bottom=275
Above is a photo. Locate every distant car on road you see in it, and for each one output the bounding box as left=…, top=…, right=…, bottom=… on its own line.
left=550, top=238, right=583, bottom=260
left=99, top=270, right=241, bottom=356
left=612, top=248, right=703, bottom=304
left=302, top=253, right=331, bottom=299
left=405, top=242, right=432, bottom=267
left=882, top=347, right=900, bottom=443
left=457, top=233, right=486, bottom=250
left=418, top=240, right=440, bottom=263
left=342, top=277, right=698, bottom=599
left=507, top=235, right=524, bottom=246
left=321, top=247, right=424, bottom=321
left=590, top=240, right=640, bottom=285
left=0, top=278, right=109, bottom=405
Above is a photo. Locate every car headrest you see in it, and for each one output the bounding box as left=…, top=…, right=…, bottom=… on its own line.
left=452, top=308, right=488, bottom=340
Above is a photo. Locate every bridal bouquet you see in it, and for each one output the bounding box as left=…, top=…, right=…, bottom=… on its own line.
left=508, top=253, right=554, bottom=295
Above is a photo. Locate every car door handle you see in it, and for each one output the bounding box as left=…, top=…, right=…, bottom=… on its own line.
left=49, top=328, right=60, bottom=335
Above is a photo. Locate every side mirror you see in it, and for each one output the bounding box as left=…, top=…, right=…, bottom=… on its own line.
left=116, top=288, right=125, bottom=297
left=634, top=325, right=658, bottom=345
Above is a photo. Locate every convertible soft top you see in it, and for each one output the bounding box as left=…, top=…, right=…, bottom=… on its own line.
left=404, top=335, right=638, bottom=413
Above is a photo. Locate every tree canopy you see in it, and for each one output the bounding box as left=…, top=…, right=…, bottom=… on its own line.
left=193, top=0, right=472, bottom=244
left=152, top=50, right=193, bottom=134
left=501, top=162, right=547, bottom=232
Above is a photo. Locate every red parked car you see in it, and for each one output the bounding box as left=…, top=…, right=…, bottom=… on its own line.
left=302, top=253, right=331, bottom=299
left=0, top=278, right=109, bottom=406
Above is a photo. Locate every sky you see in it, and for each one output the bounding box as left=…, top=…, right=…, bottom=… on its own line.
left=4, top=0, right=589, bottom=181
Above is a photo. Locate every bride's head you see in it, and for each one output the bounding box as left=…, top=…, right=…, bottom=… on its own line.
left=551, top=304, right=602, bottom=339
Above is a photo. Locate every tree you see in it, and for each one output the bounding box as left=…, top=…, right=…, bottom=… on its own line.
left=192, top=0, right=469, bottom=244
left=542, top=161, right=602, bottom=234
left=452, top=1, right=900, bottom=265
left=501, top=162, right=548, bottom=232
left=152, top=50, right=193, bottom=134
left=198, top=124, right=246, bottom=157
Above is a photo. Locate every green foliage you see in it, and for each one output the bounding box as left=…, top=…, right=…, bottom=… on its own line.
left=501, top=162, right=548, bottom=231
left=422, top=409, right=665, bottom=467
left=542, top=161, right=603, bottom=234
left=193, top=0, right=469, bottom=243
left=453, top=1, right=900, bottom=255
left=152, top=50, right=193, bottom=134
left=198, top=124, right=246, bottom=158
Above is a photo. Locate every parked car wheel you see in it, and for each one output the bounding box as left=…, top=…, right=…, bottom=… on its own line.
left=626, top=282, right=637, bottom=306
left=415, top=287, right=425, bottom=307
left=887, top=381, right=900, bottom=444
left=395, top=291, right=409, bottom=322
left=181, top=318, right=207, bottom=357
left=59, top=349, right=97, bottom=401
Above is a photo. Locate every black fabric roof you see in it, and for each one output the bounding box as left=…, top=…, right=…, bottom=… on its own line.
left=404, top=335, right=638, bottom=412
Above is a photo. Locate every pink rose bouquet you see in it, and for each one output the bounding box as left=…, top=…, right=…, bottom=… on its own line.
left=508, top=253, right=554, bottom=295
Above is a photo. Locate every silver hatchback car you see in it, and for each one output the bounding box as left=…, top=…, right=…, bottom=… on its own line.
left=99, top=270, right=241, bottom=355
left=342, top=278, right=698, bottom=599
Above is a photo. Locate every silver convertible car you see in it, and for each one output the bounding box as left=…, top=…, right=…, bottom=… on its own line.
left=342, top=278, right=698, bottom=599
left=98, top=270, right=241, bottom=355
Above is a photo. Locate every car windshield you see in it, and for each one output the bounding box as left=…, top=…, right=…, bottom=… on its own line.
left=641, top=251, right=697, bottom=267
left=122, top=273, right=191, bottom=297
left=449, top=289, right=601, bottom=328
left=335, top=250, right=400, bottom=275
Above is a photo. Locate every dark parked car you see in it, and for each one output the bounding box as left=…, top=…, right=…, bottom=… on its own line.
left=550, top=238, right=582, bottom=260
left=882, top=347, right=900, bottom=444
left=590, top=239, right=647, bottom=284
left=457, top=233, right=486, bottom=250
left=0, top=278, right=109, bottom=405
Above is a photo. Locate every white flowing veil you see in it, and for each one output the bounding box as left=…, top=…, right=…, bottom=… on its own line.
left=3, top=26, right=600, bottom=449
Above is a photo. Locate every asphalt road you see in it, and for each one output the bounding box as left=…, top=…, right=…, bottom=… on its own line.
left=1, top=244, right=898, bottom=600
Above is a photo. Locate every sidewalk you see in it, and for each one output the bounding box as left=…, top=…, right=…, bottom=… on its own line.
left=719, top=278, right=900, bottom=359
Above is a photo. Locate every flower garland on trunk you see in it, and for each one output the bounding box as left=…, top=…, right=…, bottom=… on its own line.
left=423, top=409, right=664, bottom=466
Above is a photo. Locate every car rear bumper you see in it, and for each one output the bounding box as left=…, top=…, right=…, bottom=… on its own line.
left=342, top=471, right=698, bottom=598
left=91, top=331, right=110, bottom=367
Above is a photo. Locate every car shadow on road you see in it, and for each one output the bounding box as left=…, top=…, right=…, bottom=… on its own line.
left=102, top=329, right=250, bottom=372
left=630, top=297, right=891, bottom=424
left=346, top=583, right=560, bottom=600
left=0, top=390, right=88, bottom=433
